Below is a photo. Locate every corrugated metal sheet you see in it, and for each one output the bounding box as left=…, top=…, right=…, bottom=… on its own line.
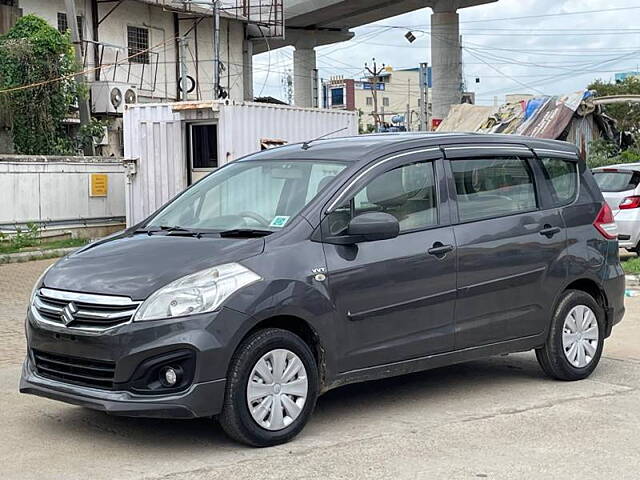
left=123, top=100, right=358, bottom=226
left=566, top=115, right=601, bottom=158
left=436, top=104, right=496, bottom=133
left=123, top=103, right=187, bottom=228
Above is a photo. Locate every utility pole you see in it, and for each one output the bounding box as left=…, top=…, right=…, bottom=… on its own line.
left=65, top=0, right=94, bottom=155
left=406, top=79, right=411, bottom=132
left=365, top=58, right=385, bottom=132
left=212, top=0, right=221, bottom=100
left=177, top=37, right=189, bottom=101
left=175, top=0, right=221, bottom=100
left=419, top=62, right=430, bottom=131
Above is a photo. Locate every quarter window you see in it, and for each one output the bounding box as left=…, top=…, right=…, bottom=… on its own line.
left=327, top=161, right=438, bottom=235
left=539, top=158, right=578, bottom=206
left=451, top=158, right=537, bottom=222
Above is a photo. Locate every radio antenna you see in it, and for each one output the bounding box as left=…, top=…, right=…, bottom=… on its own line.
left=301, top=126, right=350, bottom=150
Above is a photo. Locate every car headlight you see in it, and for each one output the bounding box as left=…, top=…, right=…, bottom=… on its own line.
left=30, top=263, right=55, bottom=305
left=134, top=263, right=261, bottom=322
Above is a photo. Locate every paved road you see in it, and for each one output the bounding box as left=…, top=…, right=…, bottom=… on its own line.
left=1, top=259, right=639, bottom=479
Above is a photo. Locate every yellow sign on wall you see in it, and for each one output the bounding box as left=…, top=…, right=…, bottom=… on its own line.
left=90, top=174, right=108, bottom=197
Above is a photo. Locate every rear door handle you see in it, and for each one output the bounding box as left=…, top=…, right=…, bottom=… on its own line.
left=540, top=225, right=561, bottom=238
left=428, top=242, right=454, bottom=257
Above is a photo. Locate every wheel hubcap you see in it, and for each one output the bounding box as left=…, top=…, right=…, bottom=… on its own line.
left=246, top=349, right=308, bottom=431
left=562, top=305, right=599, bottom=368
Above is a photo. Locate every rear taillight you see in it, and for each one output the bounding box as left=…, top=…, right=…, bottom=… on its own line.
left=619, top=196, right=640, bottom=209
left=593, top=203, right=618, bottom=239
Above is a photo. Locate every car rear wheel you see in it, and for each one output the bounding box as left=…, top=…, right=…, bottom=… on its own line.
left=536, top=290, right=605, bottom=381
left=218, top=328, right=319, bottom=447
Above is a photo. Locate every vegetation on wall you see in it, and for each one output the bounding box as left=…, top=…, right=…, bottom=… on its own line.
left=0, top=15, right=79, bottom=155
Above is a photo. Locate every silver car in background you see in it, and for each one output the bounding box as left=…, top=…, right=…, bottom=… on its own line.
left=593, top=164, right=640, bottom=254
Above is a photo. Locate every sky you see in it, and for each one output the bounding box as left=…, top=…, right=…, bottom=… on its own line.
left=252, top=0, right=640, bottom=106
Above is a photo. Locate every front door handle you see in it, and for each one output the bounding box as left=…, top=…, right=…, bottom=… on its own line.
left=428, top=242, right=454, bottom=257
left=540, top=225, right=561, bottom=238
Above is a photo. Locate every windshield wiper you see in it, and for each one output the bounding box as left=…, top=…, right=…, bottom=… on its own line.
left=159, top=225, right=205, bottom=238
left=134, top=225, right=203, bottom=238
left=218, top=228, right=273, bottom=238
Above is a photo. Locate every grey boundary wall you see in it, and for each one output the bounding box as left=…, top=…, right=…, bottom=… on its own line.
left=0, top=155, right=126, bottom=236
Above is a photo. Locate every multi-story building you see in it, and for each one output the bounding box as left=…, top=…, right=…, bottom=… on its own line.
left=1, top=0, right=269, bottom=155
left=323, top=67, right=432, bottom=132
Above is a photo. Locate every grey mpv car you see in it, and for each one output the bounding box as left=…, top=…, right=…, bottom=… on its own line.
left=21, top=134, right=625, bottom=446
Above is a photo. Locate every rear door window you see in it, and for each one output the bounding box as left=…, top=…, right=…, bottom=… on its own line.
left=593, top=170, right=640, bottom=192
left=539, top=157, right=578, bottom=206
left=451, top=157, right=537, bottom=222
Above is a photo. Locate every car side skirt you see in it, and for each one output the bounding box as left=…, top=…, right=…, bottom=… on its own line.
left=325, top=334, right=544, bottom=392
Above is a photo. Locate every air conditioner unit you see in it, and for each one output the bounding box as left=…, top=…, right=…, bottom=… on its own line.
left=91, top=82, right=138, bottom=114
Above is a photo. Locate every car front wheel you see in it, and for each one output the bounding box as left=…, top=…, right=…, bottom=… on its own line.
left=218, top=328, right=319, bottom=446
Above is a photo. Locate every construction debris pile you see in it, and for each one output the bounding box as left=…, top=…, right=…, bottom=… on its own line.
left=436, top=90, right=618, bottom=156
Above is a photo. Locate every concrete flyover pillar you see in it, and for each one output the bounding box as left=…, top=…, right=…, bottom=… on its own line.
left=293, top=45, right=317, bottom=108
left=431, top=3, right=462, bottom=124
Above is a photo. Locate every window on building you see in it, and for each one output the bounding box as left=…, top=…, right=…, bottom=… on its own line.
left=57, top=12, right=83, bottom=40
left=383, top=97, right=390, bottom=107
left=190, top=124, right=218, bottom=169
left=127, top=26, right=150, bottom=64
left=366, top=97, right=373, bottom=106
left=451, top=158, right=537, bottom=222
left=330, top=88, right=345, bottom=106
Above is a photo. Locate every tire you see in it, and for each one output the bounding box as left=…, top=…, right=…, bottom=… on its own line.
left=536, top=290, right=605, bottom=381
left=218, top=328, right=319, bottom=447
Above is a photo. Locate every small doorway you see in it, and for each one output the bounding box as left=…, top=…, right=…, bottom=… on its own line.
left=187, top=123, right=218, bottom=184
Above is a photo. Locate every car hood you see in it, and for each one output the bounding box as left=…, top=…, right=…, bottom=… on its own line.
left=43, top=233, right=265, bottom=300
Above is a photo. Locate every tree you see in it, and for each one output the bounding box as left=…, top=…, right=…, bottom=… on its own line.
left=0, top=15, right=79, bottom=154
left=588, top=76, right=640, bottom=140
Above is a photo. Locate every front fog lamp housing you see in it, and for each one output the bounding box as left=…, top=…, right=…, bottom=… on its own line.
left=160, top=366, right=179, bottom=387
left=134, top=263, right=261, bottom=321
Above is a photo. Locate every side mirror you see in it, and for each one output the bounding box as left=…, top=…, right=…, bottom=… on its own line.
left=324, top=212, right=399, bottom=244
left=348, top=212, right=399, bottom=242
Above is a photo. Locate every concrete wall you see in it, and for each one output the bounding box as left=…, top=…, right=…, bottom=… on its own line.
left=0, top=156, right=125, bottom=232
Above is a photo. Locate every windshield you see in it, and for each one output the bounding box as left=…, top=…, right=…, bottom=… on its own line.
left=146, top=159, right=347, bottom=232
left=593, top=170, right=640, bottom=192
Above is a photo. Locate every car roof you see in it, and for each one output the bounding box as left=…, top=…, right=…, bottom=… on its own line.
left=243, top=132, right=579, bottom=163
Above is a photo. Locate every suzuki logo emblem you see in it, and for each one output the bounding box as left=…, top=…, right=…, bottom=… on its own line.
left=61, top=302, right=78, bottom=326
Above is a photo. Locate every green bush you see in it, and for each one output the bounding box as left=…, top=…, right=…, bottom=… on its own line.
left=587, top=140, right=640, bottom=168
left=0, top=15, right=79, bottom=154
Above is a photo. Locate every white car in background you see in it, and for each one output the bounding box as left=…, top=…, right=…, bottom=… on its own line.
left=593, top=163, right=640, bottom=254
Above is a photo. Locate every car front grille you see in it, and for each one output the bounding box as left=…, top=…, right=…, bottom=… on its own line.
left=32, top=287, right=140, bottom=332
left=32, top=349, right=116, bottom=389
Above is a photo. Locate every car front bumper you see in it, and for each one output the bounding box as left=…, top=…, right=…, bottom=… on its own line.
left=20, top=358, right=225, bottom=418
left=20, top=306, right=250, bottom=418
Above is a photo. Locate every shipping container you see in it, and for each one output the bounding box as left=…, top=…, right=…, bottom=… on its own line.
left=123, top=100, right=358, bottom=226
